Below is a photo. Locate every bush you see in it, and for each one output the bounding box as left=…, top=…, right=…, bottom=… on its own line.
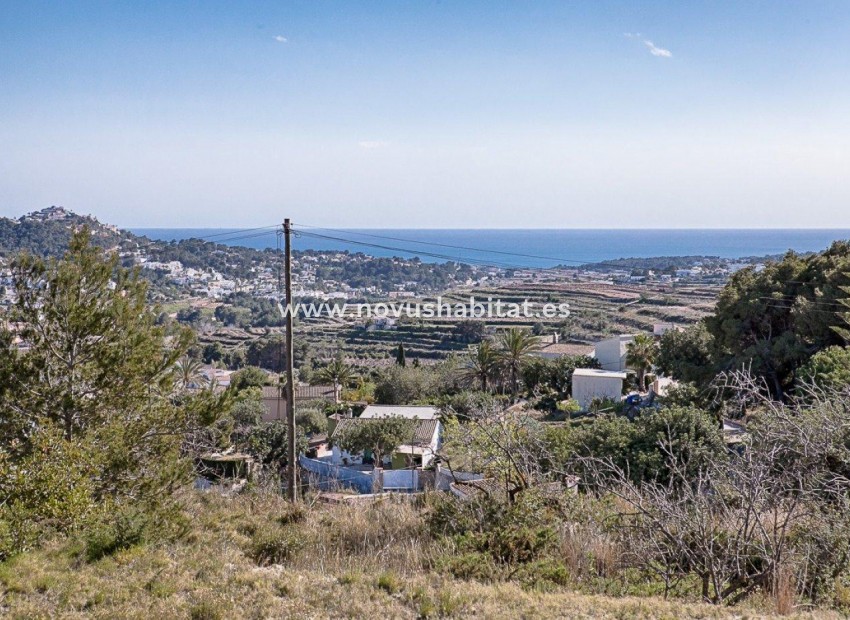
left=294, top=407, right=327, bottom=436
left=484, top=497, right=558, bottom=563
left=558, top=399, right=582, bottom=414
left=230, top=366, right=269, bottom=391
left=374, top=360, right=460, bottom=404
left=798, top=346, right=850, bottom=393
left=230, top=394, right=265, bottom=428
left=429, top=491, right=560, bottom=569
left=516, top=558, right=570, bottom=590
left=249, top=525, right=304, bottom=565
left=548, top=405, right=725, bottom=487
left=276, top=502, right=307, bottom=526
left=375, top=571, right=401, bottom=594
left=438, top=551, right=500, bottom=582
left=83, top=508, right=150, bottom=562
left=0, top=430, right=98, bottom=559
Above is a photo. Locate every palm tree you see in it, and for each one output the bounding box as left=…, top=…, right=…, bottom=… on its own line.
left=317, top=355, right=353, bottom=403
left=462, top=340, right=500, bottom=391
left=626, top=333, right=658, bottom=392
left=175, top=355, right=203, bottom=390
left=496, top=328, right=540, bottom=397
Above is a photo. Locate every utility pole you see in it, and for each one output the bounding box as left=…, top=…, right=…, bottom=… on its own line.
left=283, top=219, right=297, bottom=501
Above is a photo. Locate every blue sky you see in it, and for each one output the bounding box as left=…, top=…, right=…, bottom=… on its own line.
left=1, top=1, right=849, bottom=228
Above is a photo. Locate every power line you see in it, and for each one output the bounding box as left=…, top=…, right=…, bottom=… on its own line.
left=183, top=225, right=281, bottom=241
left=296, top=230, right=534, bottom=271
left=294, top=223, right=680, bottom=271
left=132, top=224, right=280, bottom=241
left=192, top=230, right=281, bottom=245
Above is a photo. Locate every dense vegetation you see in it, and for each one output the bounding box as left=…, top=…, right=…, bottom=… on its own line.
left=313, top=254, right=475, bottom=290
left=0, top=231, right=228, bottom=559
left=578, top=255, right=729, bottom=273
left=657, top=241, right=850, bottom=400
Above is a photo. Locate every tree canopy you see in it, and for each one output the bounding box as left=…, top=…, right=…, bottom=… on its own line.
left=0, top=230, right=227, bottom=557
left=334, top=416, right=415, bottom=467
left=705, top=243, right=850, bottom=398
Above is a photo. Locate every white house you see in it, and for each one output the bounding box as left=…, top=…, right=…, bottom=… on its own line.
left=593, top=335, right=635, bottom=371
left=572, top=368, right=628, bottom=409
left=359, top=405, right=439, bottom=420
left=653, top=323, right=682, bottom=337
left=199, top=367, right=235, bottom=390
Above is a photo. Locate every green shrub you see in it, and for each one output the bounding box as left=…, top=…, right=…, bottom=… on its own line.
left=410, top=586, right=437, bottom=618
left=294, top=408, right=327, bottom=436
left=483, top=492, right=559, bottom=564
left=425, top=492, right=505, bottom=539
left=429, top=491, right=560, bottom=569
left=438, top=551, right=499, bottom=582
left=83, top=507, right=150, bottom=562
left=0, top=430, right=98, bottom=560
left=189, top=599, right=223, bottom=620
left=487, top=523, right=556, bottom=564
left=516, top=558, right=570, bottom=590
left=376, top=570, right=401, bottom=594
left=249, top=526, right=304, bottom=565
left=437, top=589, right=467, bottom=616
left=557, top=398, right=581, bottom=414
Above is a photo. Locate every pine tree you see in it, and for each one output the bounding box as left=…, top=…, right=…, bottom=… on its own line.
left=396, top=342, right=407, bottom=367
left=0, top=229, right=227, bottom=548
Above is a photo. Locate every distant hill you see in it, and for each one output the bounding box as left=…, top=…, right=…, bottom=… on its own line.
left=0, top=206, right=128, bottom=258
left=0, top=208, right=474, bottom=294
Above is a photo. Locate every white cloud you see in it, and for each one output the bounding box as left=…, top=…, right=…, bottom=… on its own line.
left=358, top=140, right=390, bottom=149
left=274, top=35, right=288, bottom=43
left=624, top=33, right=672, bottom=58
left=643, top=40, right=672, bottom=58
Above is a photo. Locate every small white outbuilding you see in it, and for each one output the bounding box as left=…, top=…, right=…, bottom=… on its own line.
left=593, top=334, right=635, bottom=371
left=572, top=368, right=628, bottom=409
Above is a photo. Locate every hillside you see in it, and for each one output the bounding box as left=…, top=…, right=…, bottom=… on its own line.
left=0, top=207, right=476, bottom=294
left=0, top=206, right=127, bottom=258
left=0, top=491, right=831, bottom=620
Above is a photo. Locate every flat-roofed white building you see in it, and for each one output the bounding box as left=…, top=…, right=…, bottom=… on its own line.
left=572, top=368, right=628, bottom=409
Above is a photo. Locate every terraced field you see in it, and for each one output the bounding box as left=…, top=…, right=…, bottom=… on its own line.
left=197, top=280, right=719, bottom=367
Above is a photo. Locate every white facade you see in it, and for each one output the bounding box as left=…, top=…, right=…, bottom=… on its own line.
left=572, top=368, right=627, bottom=409
left=653, top=323, right=682, bottom=337
left=593, top=335, right=635, bottom=371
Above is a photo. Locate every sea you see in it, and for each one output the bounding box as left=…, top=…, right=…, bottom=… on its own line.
left=130, top=228, right=850, bottom=270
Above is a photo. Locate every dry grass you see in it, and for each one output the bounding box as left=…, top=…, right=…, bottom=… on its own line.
left=774, top=564, right=799, bottom=616
left=558, top=521, right=622, bottom=581
left=0, top=490, right=841, bottom=619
